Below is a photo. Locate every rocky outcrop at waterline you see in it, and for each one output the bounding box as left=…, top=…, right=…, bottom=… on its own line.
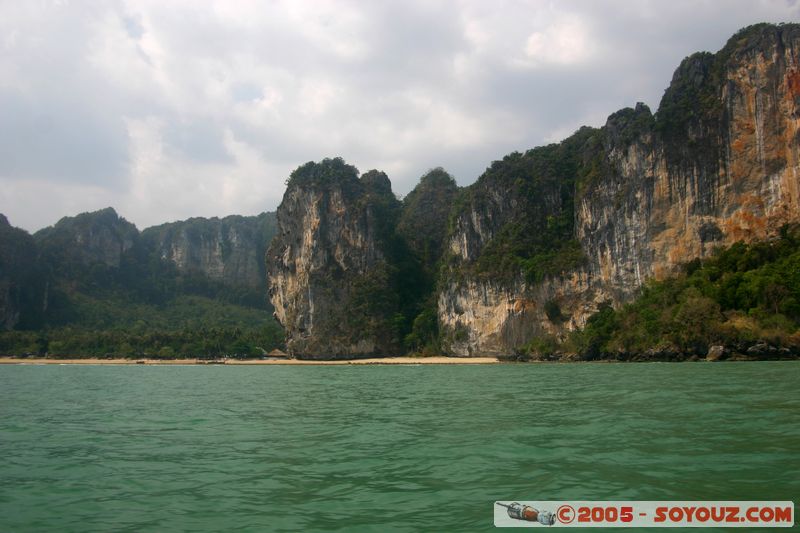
left=267, top=161, right=465, bottom=358
left=266, top=158, right=409, bottom=358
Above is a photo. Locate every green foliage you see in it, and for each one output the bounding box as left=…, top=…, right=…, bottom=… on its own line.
left=63, top=292, right=274, bottom=331
left=655, top=51, right=719, bottom=142
left=0, top=293, right=284, bottom=358
left=0, top=323, right=281, bottom=359
left=397, top=168, right=459, bottom=273
left=605, top=104, right=655, bottom=148
left=337, top=166, right=456, bottom=355
left=404, top=304, right=440, bottom=354
left=361, top=171, right=431, bottom=350
left=451, top=128, right=596, bottom=284
left=520, top=334, right=560, bottom=359
left=284, top=157, right=361, bottom=199
left=521, top=240, right=587, bottom=284
left=343, top=266, right=398, bottom=339
left=1, top=208, right=282, bottom=358
left=0, top=216, right=46, bottom=329
left=570, top=301, right=618, bottom=359
left=573, top=130, right=609, bottom=194
left=470, top=209, right=587, bottom=283
left=570, top=226, right=800, bottom=358
left=0, top=330, right=44, bottom=355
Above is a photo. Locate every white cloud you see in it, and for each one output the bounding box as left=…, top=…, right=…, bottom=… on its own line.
left=522, top=15, right=593, bottom=67
left=121, top=117, right=284, bottom=227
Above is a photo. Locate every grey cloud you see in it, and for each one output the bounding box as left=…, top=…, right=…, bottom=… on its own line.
left=1, top=0, right=799, bottom=232
left=0, top=89, right=129, bottom=187
left=231, top=83, right=264, bottom=103
left=163, top=118, right=232, bottom=165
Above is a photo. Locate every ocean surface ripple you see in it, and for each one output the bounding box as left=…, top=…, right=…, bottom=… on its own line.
left=0, top=362, right=798, bottom=532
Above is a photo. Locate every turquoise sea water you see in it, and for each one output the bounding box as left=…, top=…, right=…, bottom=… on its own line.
left=0, top=362, right=798, bottom=532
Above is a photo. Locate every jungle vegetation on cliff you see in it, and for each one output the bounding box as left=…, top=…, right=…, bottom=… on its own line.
left=0, top=209, right=283, bottom=358
left=563, top=225, right=800, bottom=360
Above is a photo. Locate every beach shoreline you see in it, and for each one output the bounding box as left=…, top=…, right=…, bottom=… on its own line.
left=0, top=356, right=500, bottom=366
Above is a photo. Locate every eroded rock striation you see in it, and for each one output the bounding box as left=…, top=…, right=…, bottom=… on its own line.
left=142, top=213, right=276, bottom=289
left=34, top=207, right=138, bottom=270
left=267, top=158, right=409, bottom=358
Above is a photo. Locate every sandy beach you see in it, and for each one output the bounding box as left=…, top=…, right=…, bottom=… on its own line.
left=0, top=356, right=499, bottom=365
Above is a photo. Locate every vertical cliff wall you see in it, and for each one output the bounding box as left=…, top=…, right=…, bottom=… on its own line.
left=142, top=213, right=276, bottom=289
left=439, top=23, right=800, bottom=356
left=578, top=23, right=800, bottom=300
left=437, top=130, right=600, bottom=355
left=267, top=158, right=405, bottom=358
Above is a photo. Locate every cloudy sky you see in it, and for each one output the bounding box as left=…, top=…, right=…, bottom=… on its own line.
left=0, top=0, right=797, bottom=232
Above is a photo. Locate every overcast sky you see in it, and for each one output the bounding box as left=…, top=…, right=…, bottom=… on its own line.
left=0, top=0, right=797, bottom=232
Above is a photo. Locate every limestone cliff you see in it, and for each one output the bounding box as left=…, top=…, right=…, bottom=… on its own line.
left=34, top=207, right=138, bottom=270
left=142, top=213, right=276, bottom=289
left=438, top=130, right=598, bottom=355
left=578, top=23, right=800, bottom=296
left=439, top=23, right=800, bottom=356
left=267, top=158, right=406, bottom=358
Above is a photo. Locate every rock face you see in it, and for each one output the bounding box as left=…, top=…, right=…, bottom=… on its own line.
left=34, top=207, right=138, bottom=270
left=439, top=23, right=800, bottom=355
left=33, top=208, right=277, bottom=290
left=437, top=130, right=598, bottom=355
left=578, top=24, right=800, bottom=300
left=267, top=158, right=406, bottom=358
left=142, top=213, right=276, bottom=288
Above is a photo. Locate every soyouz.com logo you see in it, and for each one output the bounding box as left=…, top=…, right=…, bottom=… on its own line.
left=493, top=501, right=794, bottom=527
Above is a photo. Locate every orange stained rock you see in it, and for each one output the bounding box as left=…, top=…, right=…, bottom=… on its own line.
left=786, top=70, right=800, bottom=98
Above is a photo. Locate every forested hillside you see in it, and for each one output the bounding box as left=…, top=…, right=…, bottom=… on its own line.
left=0, top=209, right=282, bottom=358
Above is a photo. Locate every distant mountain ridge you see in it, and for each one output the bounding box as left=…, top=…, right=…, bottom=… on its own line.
left=142, top=212, right=276, bottom=289
left=0, top=208, right=277, bottom=330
